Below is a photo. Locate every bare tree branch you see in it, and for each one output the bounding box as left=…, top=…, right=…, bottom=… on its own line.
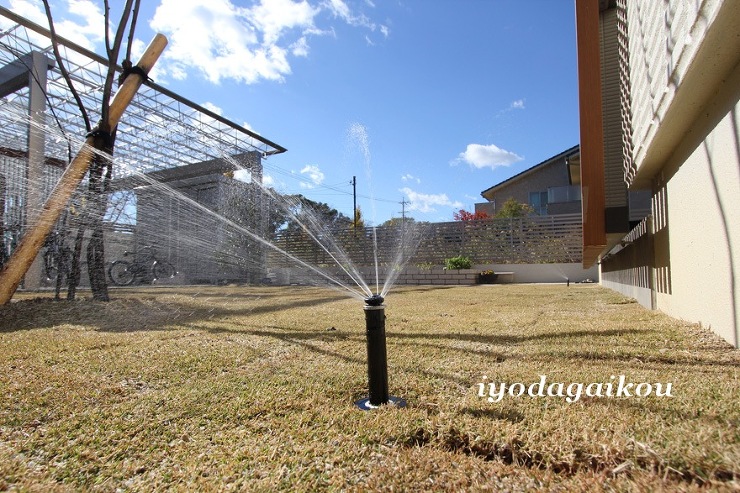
left=42, top=0, right=91, bottom=132
left=100, top=0, right=135, bottom=129
left=125, top=0, right=142, bottom=65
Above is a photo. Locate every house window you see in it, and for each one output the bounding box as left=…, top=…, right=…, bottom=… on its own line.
left=529, top=191, right=548, bottom=215
left=548, top=185, right=581, bottom=204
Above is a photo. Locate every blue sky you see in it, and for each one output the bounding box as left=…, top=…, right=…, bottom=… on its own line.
left=5, top=0, right=580, bottom=225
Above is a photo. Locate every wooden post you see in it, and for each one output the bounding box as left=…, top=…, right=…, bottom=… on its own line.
left=0, top=34, right=168, bottom=304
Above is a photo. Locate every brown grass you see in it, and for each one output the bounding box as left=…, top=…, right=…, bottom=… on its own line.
left=0, top=284, right=738, bottom=491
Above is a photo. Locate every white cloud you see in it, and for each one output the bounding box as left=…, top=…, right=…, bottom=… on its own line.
left=59, top=0, right=105, bottom=46
left=400, top=187, right=463, bottom=214
left=147, top=0, right=384, bottom=85
left=201, top=102, right=224, bottom=116
left=325, top=0, right=376, bottom=30
left=300, top=164, right=324, bottom=188
left=291, top=36, right=310, bottom=56
left=401, top=173, right=420, bottom=184
left=14, top=0, right=386, bottom=88
left=149, top=0, right=316, bottom=84
left=234, top=169, right=251, bottom=182
left=325, top=0, right=352, bottom=22
left=510, top=99, right=525, bottom=109
left=454, top=143, right=523, bottom=170
left=251, top=0, right=320, bottom=45
left=234, top=170, right=274, bottom=186
left=4, top=0, right=104, bottom=51
left=6, top=0, right=49, bottom=27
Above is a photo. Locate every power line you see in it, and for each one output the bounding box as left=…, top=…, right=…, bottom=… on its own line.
left=399, top=198, right=409, bottom=221
left=260, top=160, right=399, bottom=204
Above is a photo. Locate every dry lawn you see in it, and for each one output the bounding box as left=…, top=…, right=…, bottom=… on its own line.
left=0, top=284, right=738, bottom=491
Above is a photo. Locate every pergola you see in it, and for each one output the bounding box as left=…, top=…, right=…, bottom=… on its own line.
left=0, top=7, right=286, bottom=291
left=0, top=7, right=286, bottom=177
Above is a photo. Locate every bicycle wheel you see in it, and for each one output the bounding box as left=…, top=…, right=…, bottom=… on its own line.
left=152, top=260, right=176, bottom=281
left=109, top=260, right=135, bottom=286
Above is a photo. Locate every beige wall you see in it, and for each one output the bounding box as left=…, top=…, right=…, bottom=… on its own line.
left=654, top=100, right=740, bottom=347
left=595, top=0, right=740, bottom=347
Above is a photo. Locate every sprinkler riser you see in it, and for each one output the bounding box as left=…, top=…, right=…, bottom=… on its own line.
left=364, top=304, right=389, bottom=405
left=355, top=302, right=407, bottom=410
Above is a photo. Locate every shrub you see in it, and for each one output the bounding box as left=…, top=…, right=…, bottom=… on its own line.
left=444, top=255, right=472, bottom=270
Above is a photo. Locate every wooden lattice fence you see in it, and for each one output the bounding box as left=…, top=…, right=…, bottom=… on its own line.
left=269, top=213, right=582, bottom=268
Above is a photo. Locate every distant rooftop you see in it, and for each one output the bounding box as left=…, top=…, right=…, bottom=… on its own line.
left=480, top=144, right=580, bottom=198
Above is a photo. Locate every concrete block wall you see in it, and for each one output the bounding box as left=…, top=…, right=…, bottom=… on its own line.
left=394, top=267, right=479, bottom=285
left=270, top=263, right=599, bottom=287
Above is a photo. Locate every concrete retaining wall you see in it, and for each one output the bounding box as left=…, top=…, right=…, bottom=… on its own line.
left=270, top=263, right=599, bottom=287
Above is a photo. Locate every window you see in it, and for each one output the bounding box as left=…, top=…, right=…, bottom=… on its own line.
left=547, top=185, right=581, bottom=204
left=529, top=191, right=548, bottom=215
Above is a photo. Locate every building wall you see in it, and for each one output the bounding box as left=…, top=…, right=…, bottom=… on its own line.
left=654, top=101, right=740, bottom=347
left=481, top=158, right=572, bottom=214
left=136, top=173, right=264, bottom=284
left=598, top=0, right=740, bottom=347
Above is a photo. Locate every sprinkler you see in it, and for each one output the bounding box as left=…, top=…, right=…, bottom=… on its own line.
left=355, top=295, right=407, bottom=410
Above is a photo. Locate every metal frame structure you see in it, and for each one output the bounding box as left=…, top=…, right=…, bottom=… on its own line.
left=0, top=7, right=286, bottom=179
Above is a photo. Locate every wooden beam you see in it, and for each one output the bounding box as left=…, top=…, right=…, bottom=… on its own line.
left=575, top=0, right=607, bottom=267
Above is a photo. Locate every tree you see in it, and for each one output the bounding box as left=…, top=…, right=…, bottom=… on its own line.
left=43, top=0, right=143, bottom=301
left=280, top=194, right=352, bottom=234
left=380, top=217, right=416, bottom=228
left=494, top=198, right=534, bottom=218
left=350, top=206, right=366, bottom=231
left=453, top=209, right=490, bottom=221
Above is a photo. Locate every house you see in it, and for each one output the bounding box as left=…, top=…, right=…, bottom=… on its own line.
left=476, top=145, right=582, bottom=217
left=574, top=0, right=740, bottom=347
left=476, top=145, right=650, bottom=220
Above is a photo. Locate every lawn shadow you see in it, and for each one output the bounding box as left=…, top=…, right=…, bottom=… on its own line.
left=459, top=407, right=525, bottom=423
left=390, top=327, right=654, bottom=345
left=0, top=289, right=349, bottom=333
left=180, top=321, right=476, bottom=387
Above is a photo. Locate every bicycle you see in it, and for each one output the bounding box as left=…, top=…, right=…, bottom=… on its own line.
left=108, top=246, right=176, bottom=286
left=43, top=231, right=73, bottom=283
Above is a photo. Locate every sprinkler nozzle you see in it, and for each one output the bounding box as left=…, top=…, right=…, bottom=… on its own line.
left=364, top=294, right=384, bottom=306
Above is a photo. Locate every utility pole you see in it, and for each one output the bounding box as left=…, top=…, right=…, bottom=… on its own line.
left=399, top=198, right=409, bottom=224
left=352, top=175, right=357, bottom=231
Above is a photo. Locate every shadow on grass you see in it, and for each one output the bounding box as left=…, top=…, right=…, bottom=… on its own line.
left=538, top=349, right=740, bottom=368
left=459, top=407, right=525, bottom=423
left=0, top=291, right=347, bottom=333
left=390, top=328, right=653, bottom=345
left=577, top=389, right=740, bottom=428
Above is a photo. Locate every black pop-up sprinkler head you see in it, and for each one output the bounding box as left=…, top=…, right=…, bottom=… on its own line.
left=355, top=294, right=406, bottom=410
left=364, top=294, right=384, bottom=306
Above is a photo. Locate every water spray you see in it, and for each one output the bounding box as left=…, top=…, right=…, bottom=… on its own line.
left=355, top=294, right=406, bottom=410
